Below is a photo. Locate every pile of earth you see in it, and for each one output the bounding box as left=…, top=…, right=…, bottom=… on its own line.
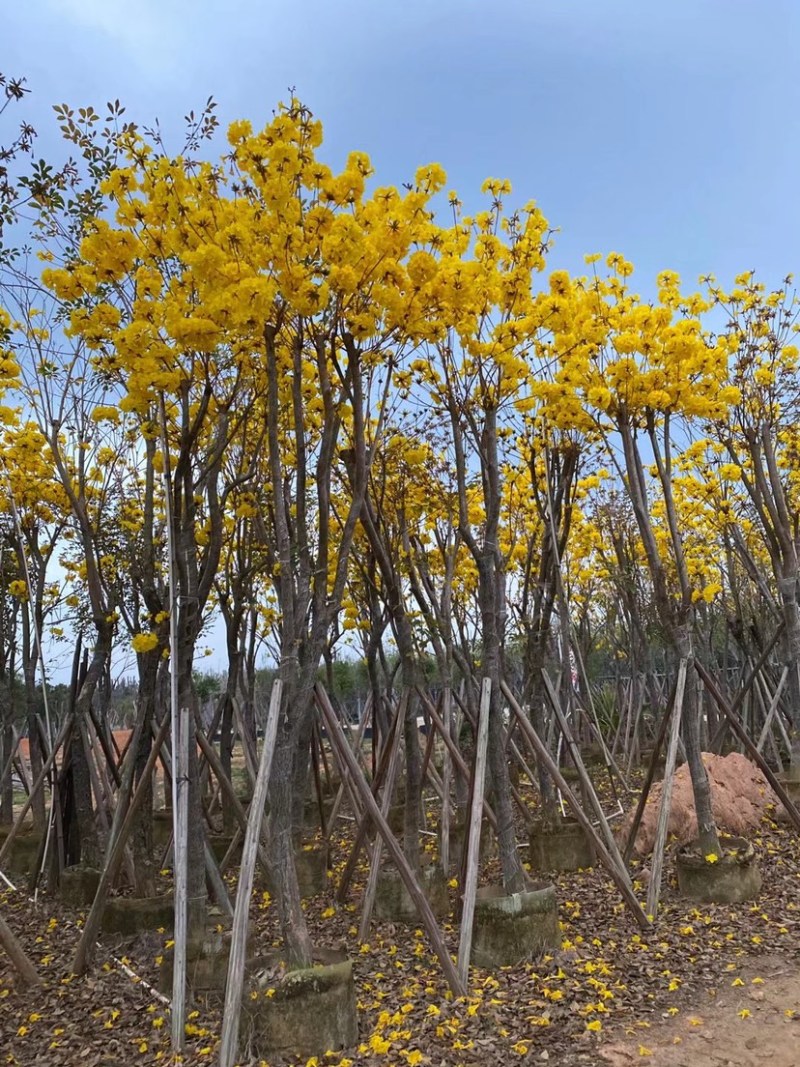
left=620, top=751, right=777, bottom=857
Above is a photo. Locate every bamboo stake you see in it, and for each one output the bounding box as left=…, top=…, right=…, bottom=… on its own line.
left=316, top=683, right=466, bottom=997
left=646, top=660, right=687, bottom=918
left=219, top=680, right=282, bottom=1067
left=456, top=678, right=491, bottom=988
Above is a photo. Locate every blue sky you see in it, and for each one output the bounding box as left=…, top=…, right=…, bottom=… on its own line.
left=6, top=0, right=800, bottom=295
left=4, top=1, right=799, bottom=679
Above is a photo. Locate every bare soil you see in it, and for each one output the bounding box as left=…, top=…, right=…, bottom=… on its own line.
left=601, top=955, right=800, bottom=1067
left=619, top=753, right=777, bottom=858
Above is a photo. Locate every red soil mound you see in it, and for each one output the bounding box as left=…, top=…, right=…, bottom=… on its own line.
left=620, top=752, right=776, bottom=857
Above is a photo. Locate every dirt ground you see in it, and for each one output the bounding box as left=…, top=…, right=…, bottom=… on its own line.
left=601, top=955, right=800, bottom=1067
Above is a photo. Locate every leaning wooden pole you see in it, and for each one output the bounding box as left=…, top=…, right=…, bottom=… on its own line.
left=646, top=660, right=687, bottom=918
left=336, top=697, right=404, bottom=903
left=0, top=714, right=74, bottom=869
left=456, top=678, right=491, bottom=988
left=695, top=660, right=800, bottom=833
left=71, top=714, right=172, bottom=975
left=623, top=673, right=679, bottom=865
left=317, top=683, right=466, bottom=997
left=219, top=680, right=282, bottom=1067
left=541, top=671, right=633, bottom=889
left=709, top=621, right=785, bottom=752
left=501, top=681, right=650, bottom=930
left=358, top=691, right=407, bottom=941
left=439, top=687, right=452, bottom=877
left=0, top=910, right=41, bottom=987
left=416, top=687, right=498, bottom=831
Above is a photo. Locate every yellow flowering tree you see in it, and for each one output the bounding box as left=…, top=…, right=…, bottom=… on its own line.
left=708, top=274, right=800, bottom=769
left=409, top=176, right=552, bottom=893
left=539, top=258, right=738, bottom=855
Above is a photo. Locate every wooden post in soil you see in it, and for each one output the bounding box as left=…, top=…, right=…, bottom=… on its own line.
left=646, top=660, right=687, bottom=918
left=219, top=680, right=282, bottom=1067
left=501, top=681, right=651, bottom=931
left=358, top=690, right=406, bottom=940
left=0, top=911, right=41, bottom=987
left=456, top=678, right=491, bottom=989
left=316, top=683, right=466, bottom=997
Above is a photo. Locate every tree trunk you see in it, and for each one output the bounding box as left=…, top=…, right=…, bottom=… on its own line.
left=64, top=629, right=112, bottom=867
left=0, top=718, right=13, bottom=827
left=131, top=650, right=160, bottom=895
left=778, top=572, right=800, bottom=771
left=479, top=559, right=525, bottom=894
left=267, top=710, right=314, bottom=968
left=176, top=640, right=207, bottom=945
left=674, top=624, right=720, bottom=855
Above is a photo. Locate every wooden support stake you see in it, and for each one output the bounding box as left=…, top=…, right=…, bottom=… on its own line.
left=695, top=660, right=800, bottom=833
left=0, top=715, right=73, bottom=869
left=316, top=683, right=466, bottom=997
left=335, top=697, right=404, bottom=903
left=646, top=660, right=687, bottom=918
left=416, top=687, right=498, bottom=832
left=541, top=671, right=632, bottom=887
left=219, top=680, right=282, bottom=1067
left=0, top=910, right=41, bottom=987
left=623, top=673, right=679, bottom=866
left=456, top=678, right=491, bottom=988
left=193, top=726, right=271, bottom=878
left=501, top=681, right=650, bottom=930
left=358, top=690, right=407, bottom=941
left=709, top=622, right=785, bottom=752
left=72, top=714, right=171, bottom=975
left=324, top=700, right=370, bottom=843
left=756, top=666, right=789, bottom=754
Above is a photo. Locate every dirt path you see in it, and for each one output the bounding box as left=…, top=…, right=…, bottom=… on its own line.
left=600, top=955, right=800, bottom=1067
